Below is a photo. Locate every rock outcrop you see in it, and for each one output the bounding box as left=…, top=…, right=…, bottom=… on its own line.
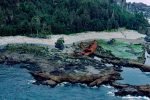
left=112, top=83, right=150, bottom=97
left=31, top=69, right=121, bottom=87
left=0, top=50, right=121, bottom=87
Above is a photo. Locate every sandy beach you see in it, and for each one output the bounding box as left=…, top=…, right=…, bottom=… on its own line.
left=0, top=29, right=146, bottom=46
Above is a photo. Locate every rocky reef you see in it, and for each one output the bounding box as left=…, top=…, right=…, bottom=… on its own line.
left=0, top=41, right=149, bottom=98
left=30, top=69, right=120, bottom=87
left=0, top=49, right=121, bottom=87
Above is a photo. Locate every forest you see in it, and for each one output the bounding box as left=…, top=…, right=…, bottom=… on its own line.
left=0, top=0, right=149, bottom=36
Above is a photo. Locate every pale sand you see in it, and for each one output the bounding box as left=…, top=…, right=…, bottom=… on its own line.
left=0, top=30, right=146, bottom=46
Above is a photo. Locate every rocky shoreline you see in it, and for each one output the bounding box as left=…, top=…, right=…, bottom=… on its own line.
left=112, top=83, right=150, bottom=97
left=0, top=51, right=121, bottom=87
left=0, top=41, right=149, bottom=98
left=30, top=69, right=120, bottom=87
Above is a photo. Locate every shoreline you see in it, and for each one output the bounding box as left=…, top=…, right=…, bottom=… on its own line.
left=0, top=29, right=146, bottom=46
left=0, top=31, right=149, bottom=98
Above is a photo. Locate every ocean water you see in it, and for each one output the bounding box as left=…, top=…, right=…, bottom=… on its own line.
left=0, top=65, right=149, bottom=100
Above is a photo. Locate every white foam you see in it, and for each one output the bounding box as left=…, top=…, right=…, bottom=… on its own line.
left=94, top=56, right=102, bottom=61
left=102, top=85, right=113, bottom=89
left=145, top=72, right=150, bottom=74
left=107, top=91, right=115, bottom=96
left=122, top=95, right=150, bottom=100
left=148, top=18, right=150, bottom=24
left=57, top=82, right=69, bottom=87
left=78, top=83, right=88, bottom=87
left=90, top=86, right=98, bottom=89
left=27, top=80, right=36, bottom=84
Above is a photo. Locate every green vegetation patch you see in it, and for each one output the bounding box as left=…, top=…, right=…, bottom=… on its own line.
left=97, top=39, right=144, bottom=60
left=5, top=44, right=49, bottom=56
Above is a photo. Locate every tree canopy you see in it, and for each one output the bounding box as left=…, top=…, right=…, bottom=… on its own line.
left=0, top=0, right=149, bottom=36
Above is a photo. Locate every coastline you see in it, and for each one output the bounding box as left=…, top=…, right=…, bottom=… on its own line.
left=0, top=30, right=149, bottom=98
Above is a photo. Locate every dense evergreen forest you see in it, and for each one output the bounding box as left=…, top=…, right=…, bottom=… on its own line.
left=0, top=0, right=149, bottom=36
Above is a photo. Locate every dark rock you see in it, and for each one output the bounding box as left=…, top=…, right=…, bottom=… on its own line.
left=145, top=36, right=150, bottom=42
left=101, top=59, right=150, bottom=72
left=0, top=56, right=5, bottom=64
left=50, top=70, right=64, bottom=76
left=20, top=64, right=40, bottom=71
left=112, top=83, right=150, bottom=97
left=55, top=38, right=65, bottom=50
left=115, top=87, right=139, bottom=96
left=107, top=39, right=116, bottom=45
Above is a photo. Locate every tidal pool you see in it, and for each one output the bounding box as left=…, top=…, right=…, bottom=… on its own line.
left=118, top=67, right=150, bottom=85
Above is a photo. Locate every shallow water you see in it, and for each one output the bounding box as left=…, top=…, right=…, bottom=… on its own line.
left=118, top=67, right=150, bottom=85
left=0, top=65, right=149, bottom=100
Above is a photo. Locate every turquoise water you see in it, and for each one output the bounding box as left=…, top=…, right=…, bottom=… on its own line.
left=0, top=65, right=149, bottom=100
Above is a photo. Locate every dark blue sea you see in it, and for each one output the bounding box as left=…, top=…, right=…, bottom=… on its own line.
left=0, top=64, right=149, bottom=100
